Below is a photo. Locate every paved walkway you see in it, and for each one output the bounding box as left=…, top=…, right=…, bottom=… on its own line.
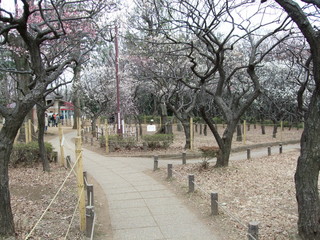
left=49, top=129, right=300, bottom=240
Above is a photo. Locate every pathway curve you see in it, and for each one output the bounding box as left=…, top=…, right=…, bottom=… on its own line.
left=49, top=129, right=300, bottom=240
left=50, top=130, right=220, bottom=240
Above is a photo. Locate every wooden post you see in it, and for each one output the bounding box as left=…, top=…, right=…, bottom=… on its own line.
left=85, top=206, right=94, bottom=238
left=211, top=192, right=218, bottom=215
left=247, top=149, right=251, bottom=160
left=167, top=164, right=173, bottom=179
left=248, top=222, right=259, bottom=240
left=153, top=155, right=159, bottom=171
left=75, top=137, right=86, bottom=231
left=25, top=122, right=29, bottom=143
left=268, top=146, right=271, bottom=156
left=243, top=120, right=247, bottom=145
left=59, top=124, right=65, bottom=167
left=188, top=174, right=195, bottom=193
left=182, top=151, right=186, bottom=165
left=105, top=123, right=109, bottom=153
left=28, top=119, right=32, bottom=142
left=279, top=144, right=283, bottom=154
left=190, top=117, right=194, bottom=151
left=77, top=118, right=81, bottom=136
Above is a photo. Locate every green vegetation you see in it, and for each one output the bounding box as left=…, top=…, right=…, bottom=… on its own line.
left=142, top=134, right=174, bottom=149
left=11, top=141, right=53, bottom=167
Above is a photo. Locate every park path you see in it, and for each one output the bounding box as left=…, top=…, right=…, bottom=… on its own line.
left=49, top=128, right=299, bottom=240
left=49, top=129, right=220, bottom=240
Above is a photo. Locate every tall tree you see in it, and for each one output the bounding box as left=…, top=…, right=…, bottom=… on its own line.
left=154, top=0, right=291, bottom=166
left=265, top=0, right=320, bottom=239
left=0, top=0, right=112, bottom=236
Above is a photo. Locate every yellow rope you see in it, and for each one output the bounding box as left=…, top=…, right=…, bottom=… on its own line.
left=25, top=154, right=81, bottom=239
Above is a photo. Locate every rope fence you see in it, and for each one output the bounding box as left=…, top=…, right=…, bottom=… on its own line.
left=25, top=126, right=96, bottom=239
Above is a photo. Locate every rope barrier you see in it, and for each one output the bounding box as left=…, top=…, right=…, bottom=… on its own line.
left=25, top=153, right=81, bottom=239
left=64, top=187, right=84, bottom=239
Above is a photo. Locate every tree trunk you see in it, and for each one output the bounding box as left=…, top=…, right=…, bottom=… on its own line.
left=295, top=92, right=320, bottom=240
left=236, top=123, right=242, bottom=141
left=37, top=99, right=50, bottom=172
left=158, top=102, right=169, bottom=134
left=261, top=122, right=266, bottom=135
left=272, top=120, right=278, bottom=138
left=0, top=115, right=28, bottom=236
left=215, top=127, right=234, bottom=167
left=91, top=117, right=97, bottom=137
left=181, top=120, right=191, bottom=150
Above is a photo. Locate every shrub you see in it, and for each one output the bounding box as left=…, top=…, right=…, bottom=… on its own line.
left=11, top=141, right=53, bottom=167
left=142, top=134, right=174, bottom=149
left=103, top=135, right=137, bottom=150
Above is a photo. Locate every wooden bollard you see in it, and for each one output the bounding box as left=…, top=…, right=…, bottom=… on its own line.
left=85, top=206, right=95, bottom=238
left=211, top=192, right=218, bottom=215
left=87, top=184, right=94, bottom=206
left=268, top=146, right=271, bottom=156
left=188, top=174, right=195, bottom=193
left=279, top=144, right=282, bottom=154
left=248, top=221, right=259, bottom=240
left=182, top=152, right=186, bottom=165
left=153, top=155, right=159, bottom=171
left=167, top=164, right=173, bottom=179
left=247, top=149, right=251, bottom=159
left=66, top=155, right=71, bottom=169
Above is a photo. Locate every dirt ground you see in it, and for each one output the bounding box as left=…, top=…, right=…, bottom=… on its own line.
left=8, top=124, right=303, bottom=239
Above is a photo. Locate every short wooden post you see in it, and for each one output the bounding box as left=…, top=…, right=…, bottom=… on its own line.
left=25, top=122, right=29, bottom=143
left=188, top=174, right=195, bottom=193
left=248, top=221, right=259, bottom=240
left=59, top=124, right=65, bottom=167
left=279, top=144, right=283, bottom=154
left=105, top=123, right=109, bottom=153
left=182, top=152, right=186, bottom=165
left=87, top=184, right=94, bottom=206
left=268, top=146, right=271, bottom=156
left=167, top=164, right=172, bottom=179
left=247, top=149, right=251, bottom=160
left=85, top=206, right=94, bottom=238
left=153, top=155, right=159, bottom=171
left=28, top=119, right=32, bottom=143
left=66, top=155, right=71, bottom=169
left=75, top=137, right=86, bottom=231
left=211, top=192, right=218, bottom=215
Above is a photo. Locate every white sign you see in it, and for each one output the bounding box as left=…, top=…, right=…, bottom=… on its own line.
left=147, top=125, right=156, bottom=132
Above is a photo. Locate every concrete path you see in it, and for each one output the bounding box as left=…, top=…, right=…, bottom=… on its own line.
left=49, top=129, right=300, bottom=240
left=50, top=130, right=220, bottom=240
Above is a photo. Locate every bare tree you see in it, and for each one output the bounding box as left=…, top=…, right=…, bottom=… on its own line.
left=264, top=0, right=320, bottom=238
left=154, top=0, right=291, bottom=166
left=0, top=0, right=112, bottom=236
